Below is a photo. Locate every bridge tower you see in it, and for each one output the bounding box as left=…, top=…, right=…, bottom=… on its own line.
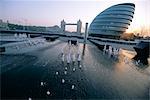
left=61, top=19, right=66, bottom=32
left=77, top=20, right=82, bottom=34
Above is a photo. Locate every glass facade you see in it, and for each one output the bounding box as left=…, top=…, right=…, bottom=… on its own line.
left=89, top=3, right=135, bottom=36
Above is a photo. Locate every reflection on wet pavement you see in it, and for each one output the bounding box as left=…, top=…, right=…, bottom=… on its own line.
left=1, top=40, right=150, bottom=99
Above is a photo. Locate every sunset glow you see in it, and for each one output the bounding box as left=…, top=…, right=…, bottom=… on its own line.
left=0, top=0, right=149, bottom=36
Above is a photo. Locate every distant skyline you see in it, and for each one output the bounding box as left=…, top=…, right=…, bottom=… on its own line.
left=0, top=0, right=150, bottom=36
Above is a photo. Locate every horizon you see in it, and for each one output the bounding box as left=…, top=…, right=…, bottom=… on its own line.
left=0, top=0, right=150, bottom=36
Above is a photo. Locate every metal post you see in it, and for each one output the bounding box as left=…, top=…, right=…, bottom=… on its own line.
left=84, top=23, right=88, bottom=43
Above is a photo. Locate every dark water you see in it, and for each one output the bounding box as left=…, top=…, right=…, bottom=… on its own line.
left=1, top=40, right=150, bottom=99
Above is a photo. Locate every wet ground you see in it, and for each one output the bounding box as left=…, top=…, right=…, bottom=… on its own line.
left=1, top=40, right=150, bottom=99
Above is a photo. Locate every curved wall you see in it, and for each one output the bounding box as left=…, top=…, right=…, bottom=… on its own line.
left=88, top=3, right=135, bottom=36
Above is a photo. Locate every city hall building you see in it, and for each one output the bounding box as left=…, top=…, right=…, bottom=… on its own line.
left=88, top=3, right=135, bottom=39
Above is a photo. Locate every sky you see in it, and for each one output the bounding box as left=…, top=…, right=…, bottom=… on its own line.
left=0, top=0, right=150, bottom=35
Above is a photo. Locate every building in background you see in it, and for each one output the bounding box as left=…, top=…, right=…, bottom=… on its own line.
left=88, top=3, right=135, bottom=39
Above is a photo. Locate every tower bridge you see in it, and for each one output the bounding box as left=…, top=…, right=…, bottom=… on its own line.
left=61, top=19, right=82, bottom=34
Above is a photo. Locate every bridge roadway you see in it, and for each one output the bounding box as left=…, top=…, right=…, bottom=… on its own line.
left=0, top=29, right=66, bottom=37
left=0, top=29, right=85, bottom=39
